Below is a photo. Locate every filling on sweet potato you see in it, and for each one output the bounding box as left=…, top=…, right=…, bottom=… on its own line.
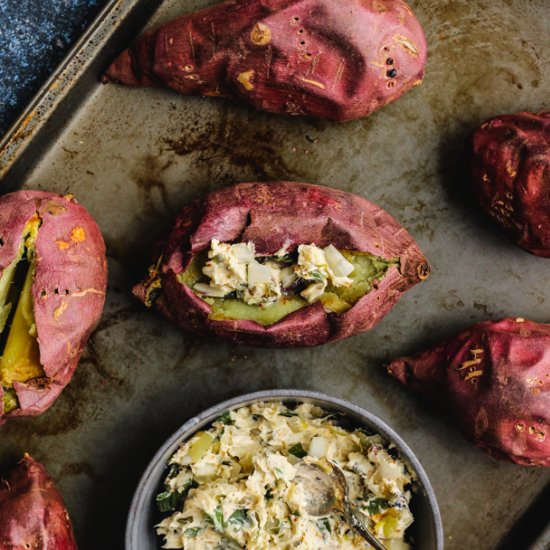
left=0, top=217, right=43, bottom=413
left=179, top=241, right=396, bottom=326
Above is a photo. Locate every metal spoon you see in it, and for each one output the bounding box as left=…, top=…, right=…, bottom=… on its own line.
left=294, top=461, right=386, bottom=550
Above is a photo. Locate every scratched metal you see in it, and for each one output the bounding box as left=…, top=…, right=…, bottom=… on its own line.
left=0, top=1, right=549, bottom=549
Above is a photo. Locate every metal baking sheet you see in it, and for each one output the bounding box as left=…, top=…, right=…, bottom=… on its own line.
left=0, top=0, right=549, bottom=549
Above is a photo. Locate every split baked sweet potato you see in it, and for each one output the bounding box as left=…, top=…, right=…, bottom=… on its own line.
left=104, top=0, right=427, bottom=121
left=0, top=454, right=78, bottom=549
left=387, top=318, right=550, bottom=466
left=470, top=111, right=550, bottom=257
left=134, top=182, right=429, bottom=347
left=0, top=191, right=107, bottom=424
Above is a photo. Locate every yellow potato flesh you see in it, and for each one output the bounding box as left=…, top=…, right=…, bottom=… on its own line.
left=0, top=264, right=42, bottom=387
left=0, top=218, right=43, bottom=412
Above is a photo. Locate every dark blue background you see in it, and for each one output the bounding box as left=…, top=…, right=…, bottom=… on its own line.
left=0, top=0, right=108, bottom=137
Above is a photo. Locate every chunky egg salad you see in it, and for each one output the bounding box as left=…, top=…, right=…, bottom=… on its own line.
left=178, top=240, right=396, bottom=326
left=156, top=402, right=415, bottom=549
left=193, top=241, right=355, bottom=306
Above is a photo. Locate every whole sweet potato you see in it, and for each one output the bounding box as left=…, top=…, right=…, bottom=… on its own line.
left=387, top=318, right=550, bottom=466
left=0, top=454, right=78, bottom=549
left=104, top=0, right=427, bottom=121
left=134, top=182, right=429, bottom=347
left=0, top=191, right=107, bottom=424
left=470, top=111, right=550, bottom=257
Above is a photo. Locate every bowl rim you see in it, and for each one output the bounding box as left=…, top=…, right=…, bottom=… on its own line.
left=126, top=389, right=444, bottom=549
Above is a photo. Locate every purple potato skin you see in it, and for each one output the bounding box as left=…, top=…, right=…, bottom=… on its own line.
left=470, top=111, right=550, bottom=257
left=0, top=454, right=78, bottom=550
left=387, top=318, right=550, bottom=467
left=134, top=182, right=429, bottom=347
left=0, top=191, right=107, bottom=424
left=103, top=0, right=427, bottom=122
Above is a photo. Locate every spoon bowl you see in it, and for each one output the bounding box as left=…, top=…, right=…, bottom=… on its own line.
left=295, top=461, right=386, bottom=550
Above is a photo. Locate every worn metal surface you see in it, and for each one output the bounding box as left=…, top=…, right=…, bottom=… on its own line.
left=0, top=1, right=549, bottom=549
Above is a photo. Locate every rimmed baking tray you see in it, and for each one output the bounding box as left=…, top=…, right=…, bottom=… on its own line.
left=0, top=0, right=549, bottom=548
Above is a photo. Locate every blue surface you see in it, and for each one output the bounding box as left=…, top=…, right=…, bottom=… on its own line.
left=0, top=0, right=108, bottom=137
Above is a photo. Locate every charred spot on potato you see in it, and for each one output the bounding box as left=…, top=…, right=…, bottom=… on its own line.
left=179, top=244, right=396, bottom=326
left=417, top=263, right=430, bottom=280
left=237, top=70, right=255, bottom=91
left=141, top=255, right=164, bottom=307
left=0, top=216, right=44, bottom=410
left=250, top=23, right=271, bottom=46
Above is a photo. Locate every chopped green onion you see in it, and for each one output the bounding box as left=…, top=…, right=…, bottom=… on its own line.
left=155, top=491, right=182, bottom=513
left=184, top=526, right=204, bottom=538
left=216, top=411, right=234, bottom=425
left=207, top=505, right=225, bottom=532
left=307, top=270, right=325, bottom=282
left=366, top=497, right=389, bottom=515
left=288, top=443, right=307, bottom=458
left=317, top=518, right=331, bottom=533
left=228, top=508, right=250, bottom=528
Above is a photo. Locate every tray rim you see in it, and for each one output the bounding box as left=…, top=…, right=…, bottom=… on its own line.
left=0, top=0, right=159, bottom=181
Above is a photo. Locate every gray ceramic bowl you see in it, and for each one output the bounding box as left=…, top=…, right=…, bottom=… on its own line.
left=126, top=390, right=443, bottom=549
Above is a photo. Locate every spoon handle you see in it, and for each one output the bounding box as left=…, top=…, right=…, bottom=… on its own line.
left=348, top=512, right=387, bottom=550
left=328, top=461, right=387, bottom=550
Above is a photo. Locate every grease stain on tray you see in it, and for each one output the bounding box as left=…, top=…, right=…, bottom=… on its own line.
left=59, top=461, right=96, bottom=479
left=160, top=114, right=300, bottom=182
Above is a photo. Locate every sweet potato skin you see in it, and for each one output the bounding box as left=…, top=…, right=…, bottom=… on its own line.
left=0, top=454, right=78, bottom=550
left=104, top=0, right=427, bottom=121
left=0, top=191, right=107, bottom=424
left=470, top=111, right=550, bottom=257
left=133, top=182, right=429, bottom=347
left=387, top=318, right=550, bottom=466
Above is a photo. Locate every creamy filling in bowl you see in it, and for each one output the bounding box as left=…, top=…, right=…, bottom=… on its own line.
left=155, top=401, right=415, bottom=549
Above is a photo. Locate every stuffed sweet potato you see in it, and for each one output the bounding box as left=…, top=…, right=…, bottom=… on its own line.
left=0, top=454, right=78, bottom=549
left=0, top=191, right=107, bottom=424
left=134, top=182, right=429, bottom=347
left=104, top=0, right=427, bottom=122
left=470, top=111, right=550, bottom=257
left=387, top=318, right=550, bottom=466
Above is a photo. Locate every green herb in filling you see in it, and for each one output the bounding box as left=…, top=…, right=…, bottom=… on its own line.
left=216, top=411, right=234, bottom=425
left=366, top=497, right=389, bottom=515
left=288, top=443, right=307, bottom=458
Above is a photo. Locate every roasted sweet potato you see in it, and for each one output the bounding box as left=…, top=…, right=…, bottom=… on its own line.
left=0, top=454, right=78, bottom=549
left=387, top=318, right=550, bottom=466
left=470, top=111, right=550, bottom=257
left=104, top=0, right=427, bottom=122
left=134, top=182, right=429, bottom=347
left=0, top=191, right=107, bottom=424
